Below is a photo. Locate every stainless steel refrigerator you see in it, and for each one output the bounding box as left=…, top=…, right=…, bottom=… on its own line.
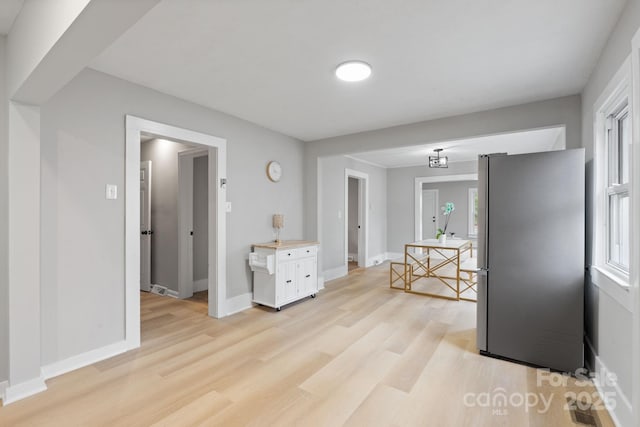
left=476, top=149, right=585, bottom=373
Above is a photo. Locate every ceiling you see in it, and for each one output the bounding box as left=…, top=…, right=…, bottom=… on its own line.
left=0, top=0, right=23, bottom=35
left=89, top=0, right=626, bottom=141
left=2, top=1, right=626, bottom=141
left=347, top=127, right=564, bottom=168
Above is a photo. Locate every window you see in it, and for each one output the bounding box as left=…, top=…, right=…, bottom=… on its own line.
left=594, top=59, right=631, bottom=285
left=605, top=104, right=630, bottom=273
left=468, top=188, right=478, bottom=237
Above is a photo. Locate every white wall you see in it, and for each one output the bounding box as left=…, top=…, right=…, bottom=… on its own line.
left=39, top=68, right=305, bottom=366
left=320, top=156, right=387, bottom=272
left=581, top=1, right=640, bottom=425
left=0, top=35, right=8, bottom=385
left=386, top=161, right=478, bottom=253
left=6, top=0, right=91, bottom=98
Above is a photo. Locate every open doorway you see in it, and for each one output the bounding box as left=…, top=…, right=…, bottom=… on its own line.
left=140, top=138, right=210, bottom=302
left=178, top=149, right=210, bottom=300
left=125, top=116, right=227, bottom=350
left=421, top=189, right=438, bottom=240
left=344, top=169, right=368, bottom=271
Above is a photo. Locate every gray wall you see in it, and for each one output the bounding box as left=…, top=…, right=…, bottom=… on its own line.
left=422, top=180, right=477, bottom=239
left=140, top=139, right=198, bottom=291
left=305, top=95, right=582, bottom=271
left=320, top=155, right=387, bottom=272
left=39, top=68, right=304, bottom=365
left=386, top=161, right=478, bottom=253
left=0, top=35, right=8, bottom=384
left=347, top=177, right=358, bottom=256
left=193, top=155, right=208, bottom=281
left=580, top=0, right=640, bottom=418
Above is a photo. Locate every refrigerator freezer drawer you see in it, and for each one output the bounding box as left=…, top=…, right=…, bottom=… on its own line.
left=476, top=271, right=487, bottom=351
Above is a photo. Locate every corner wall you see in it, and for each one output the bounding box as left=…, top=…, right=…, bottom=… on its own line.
left=580, top=1, right=640, bottom=425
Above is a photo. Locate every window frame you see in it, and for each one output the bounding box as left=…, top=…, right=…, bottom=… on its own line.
left=593, top=58, right=632, bottom=288
left=605, top=103, right=630, bottom=274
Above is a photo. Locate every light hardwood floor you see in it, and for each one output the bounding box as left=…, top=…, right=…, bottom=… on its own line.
left=0, top=264, right=613, bottom=426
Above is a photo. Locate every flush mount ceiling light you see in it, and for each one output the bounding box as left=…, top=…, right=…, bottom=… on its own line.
left=429, top=148, right=449, bottom=168
left=335, top=60, right=372, bottom=82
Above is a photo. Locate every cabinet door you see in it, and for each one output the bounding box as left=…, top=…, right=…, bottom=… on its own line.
left=282, top=261, right=298, bottom=303
left=298, top=257, right=317, bottom=296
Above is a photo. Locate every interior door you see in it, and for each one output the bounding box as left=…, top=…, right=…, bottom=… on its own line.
left=140, top=161, right=152, bottom=292
left=422, top=189, right=438, bottom=239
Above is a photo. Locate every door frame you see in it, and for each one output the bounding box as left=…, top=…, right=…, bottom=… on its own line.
left=178, top=148, right=209, bottom=299
left=414, top=174, right=478, bottom=241
left=140, top=160, right=152, bottom=292
left=125, top=115, right=227, bottom=350
left=421, top=189, right=439, bottom=240
left=344, top=169, right=368, bottom=268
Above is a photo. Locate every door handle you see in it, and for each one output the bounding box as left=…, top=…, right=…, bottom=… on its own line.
left=305, top=274, right=311, bottom=278
left=286, top=280, right=292, bottom=283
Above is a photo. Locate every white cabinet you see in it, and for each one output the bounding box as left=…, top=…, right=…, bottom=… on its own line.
left=251, top=241, right=319, bottom=311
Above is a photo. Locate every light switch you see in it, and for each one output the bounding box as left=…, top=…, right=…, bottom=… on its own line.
left=226, top=202, right=232, bottom=212
left=106, top=184, right=118, bottom=200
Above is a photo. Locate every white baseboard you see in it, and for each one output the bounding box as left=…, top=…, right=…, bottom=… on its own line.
left=323, top=265, right=348, bottom=282
left=0, top=380, right=8, bottom=403
left=41, top=340, right=130, bottom=381
left=193, top=278, right=208, bottom=293
left=318, top=275, right=325, bottom=290
left=2, top=375, right=47, bottom=405
left=366, top=253, right=393, bottom=267
left=385, top=252, right=404, bottom=261
left=586, top=339, right=632, bottom=427
left=225, top=292, right=253, bottom=316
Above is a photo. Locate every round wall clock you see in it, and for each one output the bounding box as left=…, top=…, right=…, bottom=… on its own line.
left=266, top=160, right=282, bottom=182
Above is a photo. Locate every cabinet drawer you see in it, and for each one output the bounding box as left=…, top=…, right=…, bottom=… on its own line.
left=277, top=248, right=299, bottom=262
left=299, top=245, right=318, bottom=258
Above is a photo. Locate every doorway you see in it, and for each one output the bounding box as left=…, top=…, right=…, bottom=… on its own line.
left=421, top=189, right=438, bottom=240
left=344, top=169, right=368, bottom=269
left=178, top=149, right=210, bottom=299
left=125, top=116, right=227, bottom=350
left=414, top=174, right=478, bottom=241
left=347, top=177, right=359, bottom=271
left=140, top=139, right=209, bottom=301
left=140, top=160, right=152, bottom=292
